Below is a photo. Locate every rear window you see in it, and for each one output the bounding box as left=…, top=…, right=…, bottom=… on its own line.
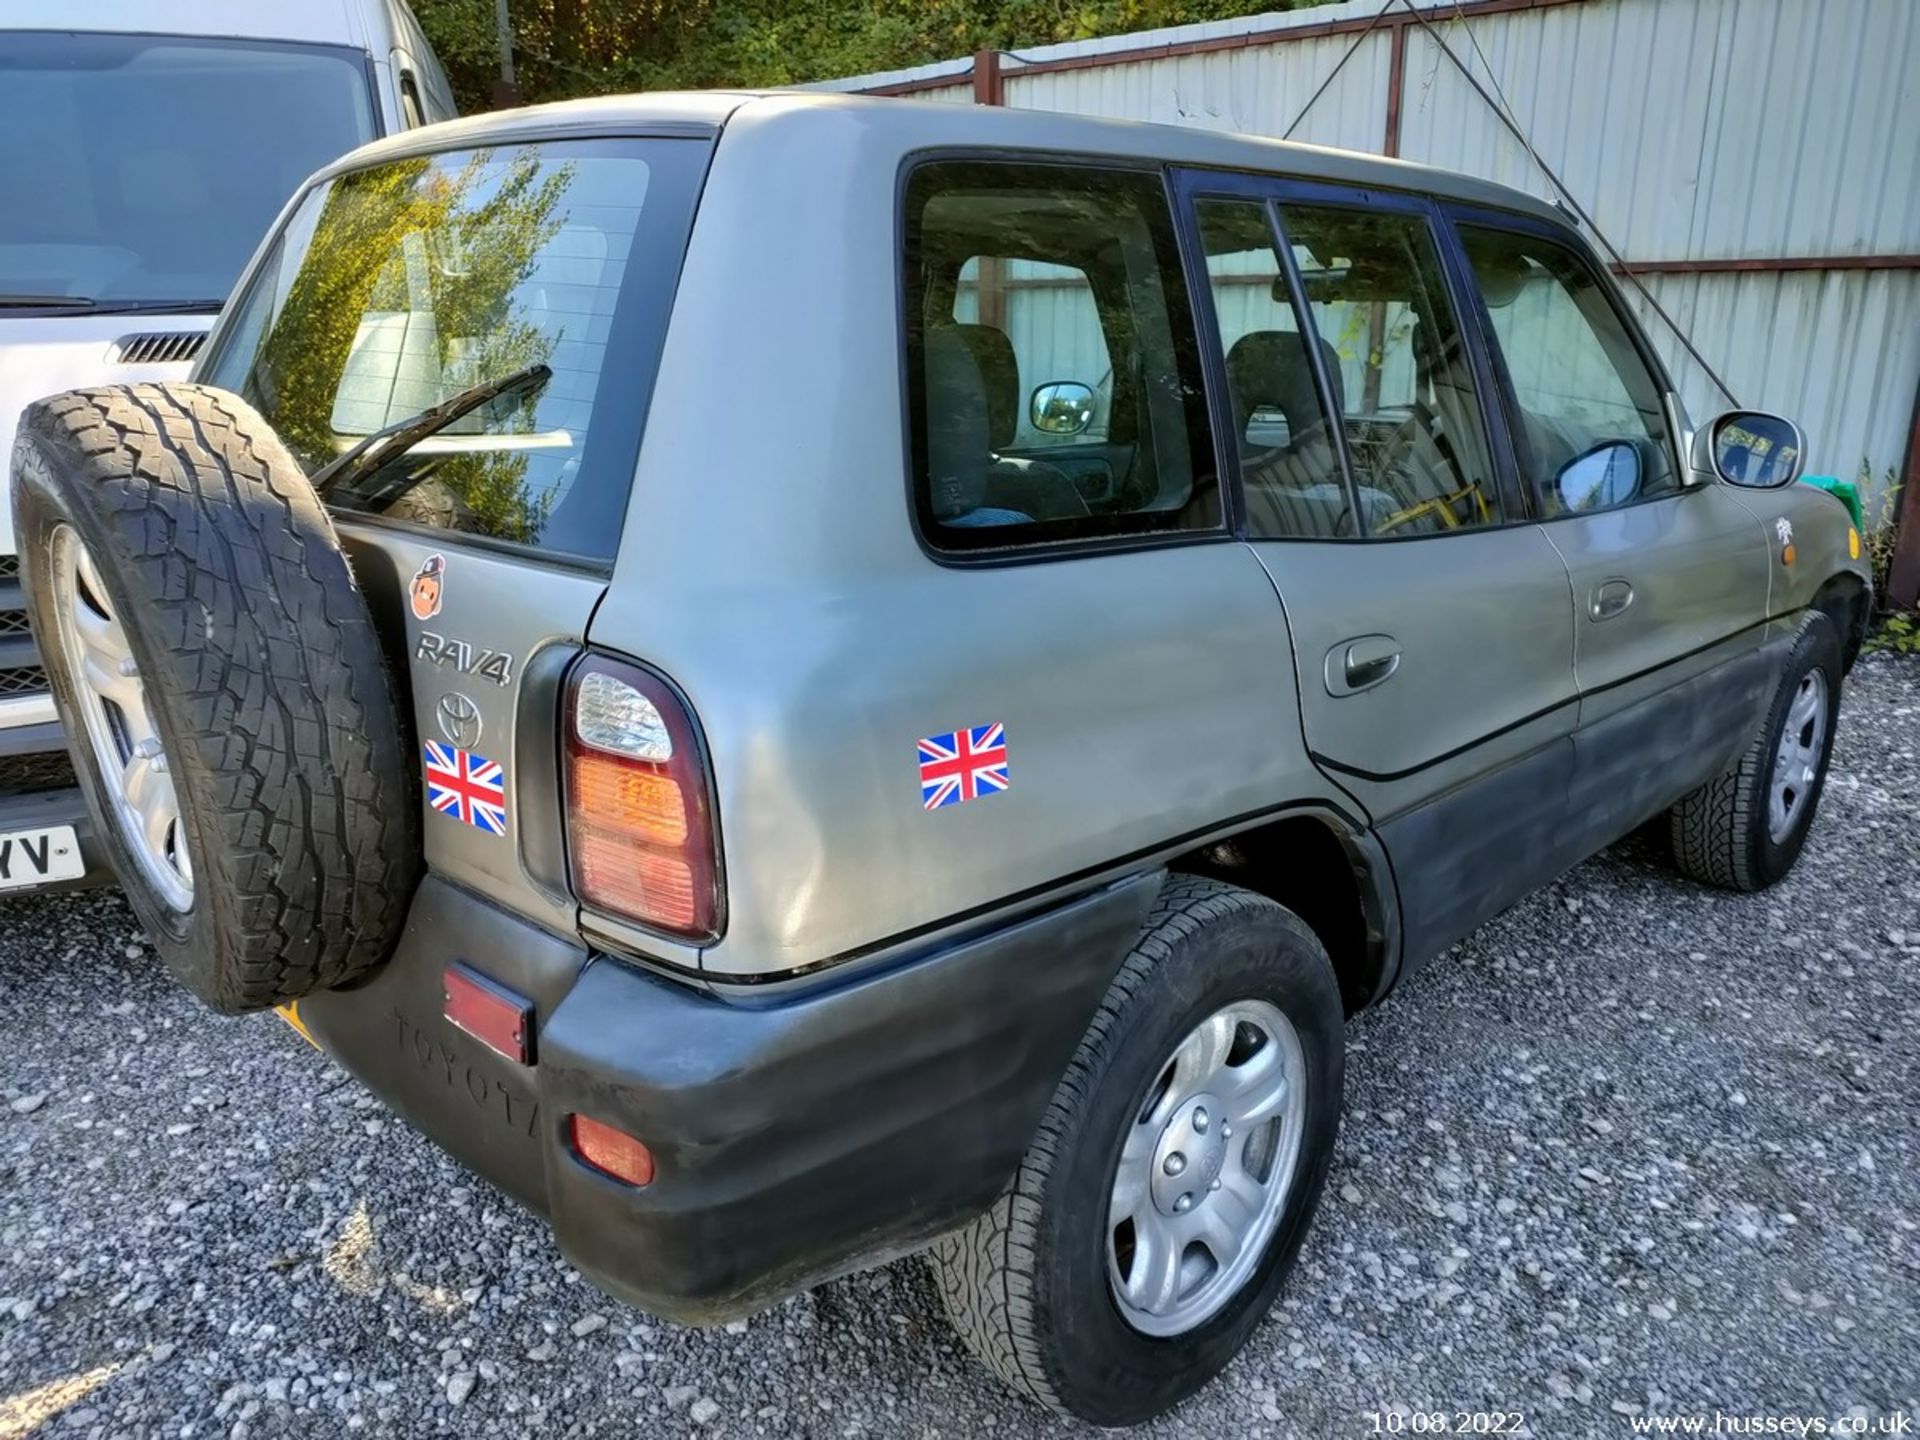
left=201, top=137, right=707, bottom=564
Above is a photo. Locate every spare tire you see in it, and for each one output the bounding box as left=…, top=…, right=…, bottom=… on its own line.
left=10, top=383, right=420, bottom=1013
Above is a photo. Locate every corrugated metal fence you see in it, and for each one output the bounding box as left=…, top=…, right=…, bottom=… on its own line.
left=818, top=0, right=1920, bottom=602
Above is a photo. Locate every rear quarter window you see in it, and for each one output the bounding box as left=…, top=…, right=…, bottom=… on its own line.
left=903, top=159, right=1221, bottom=555
left=201, top=136, right=708, bottom=566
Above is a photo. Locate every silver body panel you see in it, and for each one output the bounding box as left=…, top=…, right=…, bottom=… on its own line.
left=335, top=523, right=602, bottom=939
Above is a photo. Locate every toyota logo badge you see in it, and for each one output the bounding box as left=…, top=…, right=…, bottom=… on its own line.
left=436, top=691, right=483, bottom=749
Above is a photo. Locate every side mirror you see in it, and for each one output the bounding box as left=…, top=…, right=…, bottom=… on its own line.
left=1554, top=440, right=1641, bottom=513
left=1029, top=380, right=1094, bottom=437
left=1696, top=410, right=1805, bottom=489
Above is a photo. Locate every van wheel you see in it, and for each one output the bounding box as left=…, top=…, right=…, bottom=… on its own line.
left=929, top=875, right=1343, bottom=1426
left=1669, top=611, right=1842, bottom=893
left=11, top=384, right=419, bottom=1013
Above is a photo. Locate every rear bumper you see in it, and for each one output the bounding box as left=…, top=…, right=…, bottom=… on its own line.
left=297, top=870, right=1159, bottom=1324
left=0, top=721, right=113, bottom=895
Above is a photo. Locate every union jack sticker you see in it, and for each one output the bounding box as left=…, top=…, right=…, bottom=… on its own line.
left=917, top=723, right=1009, bottom=811
left=424, top=741, right=508, bottom=836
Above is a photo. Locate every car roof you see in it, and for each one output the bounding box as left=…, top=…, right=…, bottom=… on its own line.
left=4, top=0, right=387, bottom=48
left=316, top=90, right=1565, bottom=227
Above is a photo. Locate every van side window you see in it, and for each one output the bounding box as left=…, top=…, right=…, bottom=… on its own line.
left=1195, top=199, right=1351, bottom=539
left=1277, top=204, right=1504, bottom=535
left=1458, top=226, right=1678, bottom=515
left=399, top=73, right=425, bottom=129
left=905, top=162, right=1220, bottom=552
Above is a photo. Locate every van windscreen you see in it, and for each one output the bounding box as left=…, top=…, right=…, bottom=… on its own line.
left=0, top=34, right=375, bottom=311
left=200, top=137, right=708, bottom=564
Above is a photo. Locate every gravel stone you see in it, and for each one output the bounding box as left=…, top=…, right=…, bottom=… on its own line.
left=0, top=654, right=1915, bottom=1436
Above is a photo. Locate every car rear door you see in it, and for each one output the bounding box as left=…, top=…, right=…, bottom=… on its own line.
left=1446, top=208, right=1775, bottom=844
left=1178, top=172, right=1580, bottom=969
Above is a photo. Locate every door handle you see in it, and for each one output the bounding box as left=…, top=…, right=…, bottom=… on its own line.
left=1589, top=578, right=1634, bottom=621
left=1325, top=634, right=1401, bottom=697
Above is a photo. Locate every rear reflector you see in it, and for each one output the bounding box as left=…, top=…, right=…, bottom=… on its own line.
left=442, top=962, right=533, bottom=1065
left=569, top=1113, right=655, bottom=1187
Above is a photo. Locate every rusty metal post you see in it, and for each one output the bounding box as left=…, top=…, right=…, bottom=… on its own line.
left=1886, top=374, right=1920, bottom=610
left=973, top=48, right=1005, bottom=106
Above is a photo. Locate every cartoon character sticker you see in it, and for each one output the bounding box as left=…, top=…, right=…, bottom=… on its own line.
left=410, top=553, right=447, bottom=621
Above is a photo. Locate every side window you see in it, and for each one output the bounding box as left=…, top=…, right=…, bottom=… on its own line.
left=952, top=257, right=1111, bottom=447
left=398, top=72, right=425, bottom=129
left=1278, top=203, right=1504, bottom=535
left=1195, top=198, right=1350, bottom=539
left=905, top=162, right=1220, bottom=552
left=1458, top=225, right=1677, bottom=515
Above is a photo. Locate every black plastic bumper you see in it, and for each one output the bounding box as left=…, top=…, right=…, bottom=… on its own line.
left=297, top=870, right=1159, bottom=1324
left=0, top=721, right=113, bottom=895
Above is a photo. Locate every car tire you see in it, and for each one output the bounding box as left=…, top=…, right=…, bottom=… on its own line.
left=1669, top=611, right=1842, bottom=893
left=11, top=383, right=420, bottom=1012
left=928, top=874, right=1343, bottom=1426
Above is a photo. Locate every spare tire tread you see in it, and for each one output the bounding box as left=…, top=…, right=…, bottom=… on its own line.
left=14, top=382, right=419, bottom=1010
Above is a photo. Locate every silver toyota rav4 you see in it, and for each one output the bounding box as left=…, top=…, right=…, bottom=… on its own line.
left=10, top=93, right=1871, bottom=1424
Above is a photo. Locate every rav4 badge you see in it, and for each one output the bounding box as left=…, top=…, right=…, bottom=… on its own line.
left=417, top=632, right=514, bottom=687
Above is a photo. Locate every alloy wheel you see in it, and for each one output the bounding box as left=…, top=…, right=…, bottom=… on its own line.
left=49, top=525, right=194, bottom=910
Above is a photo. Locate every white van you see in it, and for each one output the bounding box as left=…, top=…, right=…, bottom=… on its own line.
left=0, top=0, right=454, bottom=896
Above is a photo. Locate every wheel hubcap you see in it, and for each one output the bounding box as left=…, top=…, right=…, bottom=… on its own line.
left=49, top=526, right=194, bottom=911
left=1107, top=999, right=1307, bottom=1337
left=1767, top=669, right=1828, bottom=844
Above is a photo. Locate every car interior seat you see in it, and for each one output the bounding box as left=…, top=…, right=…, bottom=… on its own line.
left=944, top=323, right=1089, bottom=521
left=921, top=326, right=1033, bottom=530
left=1225, top=329, right=1391, bottom=535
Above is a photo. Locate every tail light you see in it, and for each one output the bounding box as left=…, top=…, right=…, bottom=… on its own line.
left=564, top=654, right=721, bottom=941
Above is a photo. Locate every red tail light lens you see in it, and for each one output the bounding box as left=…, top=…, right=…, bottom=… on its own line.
left=564, top=655, right=721, bottom=941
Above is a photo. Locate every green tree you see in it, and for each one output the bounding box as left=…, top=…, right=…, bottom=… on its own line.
left=413, top=0, right=1319, bottom=111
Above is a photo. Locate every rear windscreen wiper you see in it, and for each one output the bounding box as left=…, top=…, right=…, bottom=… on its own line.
left=0, top=294, right=223, bottom=313
left=309, top=362, right=553, bottom=497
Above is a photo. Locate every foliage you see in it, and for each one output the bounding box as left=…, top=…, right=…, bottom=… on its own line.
left=412, top=0, right=1320, bottom=111
left=1864, top=610, right=1920, bottom=657
left=1857, top=462, right=1903, bottom=602
left=1854, top=461, right=1918, bottom=655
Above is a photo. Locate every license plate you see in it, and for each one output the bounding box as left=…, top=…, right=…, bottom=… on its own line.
left=0, top=824, right=85, bottom=891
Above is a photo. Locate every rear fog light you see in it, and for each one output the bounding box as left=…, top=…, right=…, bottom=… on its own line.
left=569, top=1113, right=656, bottom=1186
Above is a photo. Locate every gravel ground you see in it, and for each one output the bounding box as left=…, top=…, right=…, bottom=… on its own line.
left=3, top=654, right=1916, bottom=1439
